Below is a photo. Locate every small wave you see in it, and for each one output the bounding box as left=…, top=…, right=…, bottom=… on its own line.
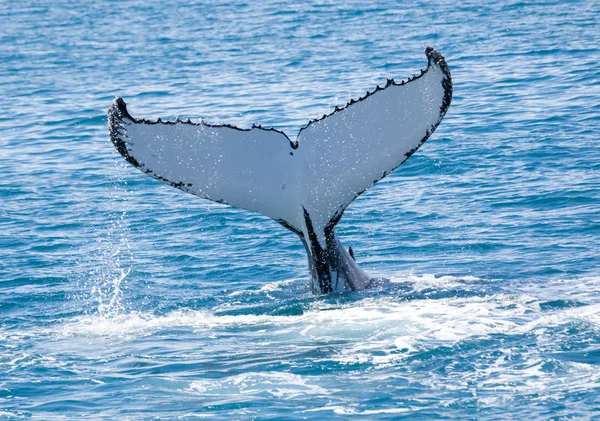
left=187, top=372, right=328, bottom=399
left=227, top=278, right=300, bottom=297
left=303, top=406, right=412, bottom=416
left=0, top=411, right=27, bottom=419
left=389, top=272, right=483, bottom=292
left=57, top=310, right=294, bottom=338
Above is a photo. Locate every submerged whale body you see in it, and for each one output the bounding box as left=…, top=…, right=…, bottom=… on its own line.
left=107, top=47, right=452, bottom=294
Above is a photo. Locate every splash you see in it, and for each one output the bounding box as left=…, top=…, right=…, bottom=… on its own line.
left=74, top=161, right=134, bottom=316
left=92, top=267, right=130, bottom=317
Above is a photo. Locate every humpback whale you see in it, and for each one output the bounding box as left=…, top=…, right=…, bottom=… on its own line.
left=107, top=47, right=452, bottom=294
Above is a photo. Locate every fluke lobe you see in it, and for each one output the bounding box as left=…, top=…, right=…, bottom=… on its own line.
left=107, top=47, right=452, bottom=294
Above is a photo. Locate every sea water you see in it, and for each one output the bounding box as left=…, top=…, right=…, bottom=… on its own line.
left=1, top=1, right=599, bottom=419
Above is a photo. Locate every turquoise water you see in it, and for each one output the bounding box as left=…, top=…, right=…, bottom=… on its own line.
left=1, top=0, right=599, bottom=419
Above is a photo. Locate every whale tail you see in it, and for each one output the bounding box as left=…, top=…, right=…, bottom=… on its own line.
left=108, top=47, right=452, bottom=294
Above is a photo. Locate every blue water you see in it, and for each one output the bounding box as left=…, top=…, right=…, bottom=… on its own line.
left=1, top=0, right=600, bottom=419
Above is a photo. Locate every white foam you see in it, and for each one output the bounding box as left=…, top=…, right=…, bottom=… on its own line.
left=0, top=275, right=585, bottom=420
left=469, top=356, right=600, bottom=407
left=0, top=411, right=26, bottom=419
left=302, top=405, right=359, bottom=415
left=389, top=272, right=482, bottom=292
left=188, top=372, right=328, bottom=399
left=363, top=407, right=413, bottom=415
left=52, top=275, right=600, bottom=383
left=57, top=284, right=600, bottom=359
left=303, top=405, right=412, bottom=416
left=58, top=310, right=296, bottom=338
left=0, top=409, right=30, bottom=420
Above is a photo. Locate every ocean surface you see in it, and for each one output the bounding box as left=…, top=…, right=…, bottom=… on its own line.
left=1, top=1, right=599, bottom=419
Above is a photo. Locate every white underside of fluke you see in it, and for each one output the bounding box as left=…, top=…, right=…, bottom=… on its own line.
left=108, top=47, right=452, bottom=294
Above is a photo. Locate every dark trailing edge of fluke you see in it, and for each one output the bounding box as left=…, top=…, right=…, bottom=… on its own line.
left=108, top=46, right=451, bottom=158
left=310, top=46, right=452, bottom=225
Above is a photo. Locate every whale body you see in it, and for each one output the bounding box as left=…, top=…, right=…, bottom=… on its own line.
left=107, top=47, right=452, bottom=294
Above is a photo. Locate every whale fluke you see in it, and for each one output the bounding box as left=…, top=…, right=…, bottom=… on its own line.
left=108, top=47, right=452, bottom=294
